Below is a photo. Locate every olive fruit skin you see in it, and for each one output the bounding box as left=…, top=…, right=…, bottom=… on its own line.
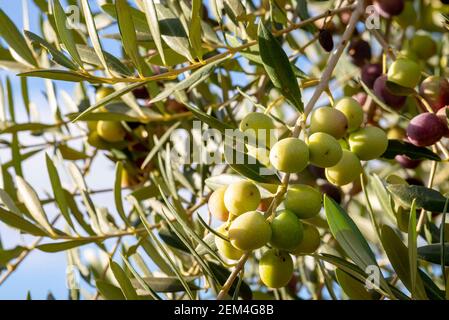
left=96, top=87, right=115, bottom=101
left=361, top=63, right=382, bottom=89
left=373, top=75, right=406, bottom=109
left=269, top=138, right=309, bottom=173
left=291, top=224, right=321, bottom=255
left=387, top=58, right=421, bottom=89
left=419, top=76, right=449, bottom=112
left=96, top=121, right=126, bottom=143
left=318, top=29, right=334, bottom=52
left=348, top=126, right=389, bottom=161
left=270, top=210, right=304, bottom=251
left=208, top=186, right=229, bottom=221
left=259, top=249, right=294, bottom=288
left=406, top=112, right=446, bottom=146
left=410, top=34, right=437, bottom=60
left=132, top=86, right=150, bottom=100
left=228, top=211, right=272, bottom=251
left=374, top=0, right=404, bottom=18
left=335, top=97, right=364, bottom=132
left=284, top=184, right=322, bottom=219
left=239, top=113, right=275, bottom=148
left=307, top=133, right=343, bottom=168
left=224, top=181, right=260, bottom=216
left=319, top=183, right=342, bottom=204
left=325, top=150, right=362, bottom=186
left=436, top=107, right=449, bottom=137
left=347, top=39, right=372, bottom=67
left=394, top=155, right=421, bottom=169
left=309, top=107, right=348, bottom=139
left=215, top=225, right=244, bottom=260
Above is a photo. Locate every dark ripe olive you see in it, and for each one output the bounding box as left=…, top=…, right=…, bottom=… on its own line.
left=374, top=0, right=405, bottom=18
left=405, top=177, right=424, bottom=186
left=436, top=107, right=449, bottom=137
left=407, top=112, right=447, bottom=146
left=319, top=183, right=342, bottom=204
left=395, top=155, right=421, bottom=169
left=373, top=75, right=406, bottom=110
left=361, top=63, right=382, bottom=89
left=308, top=165, right=326, bottom=179
left=318, top=29, right=334, bottom=52
left=132, top=86, right=150, bottom=100
left=419, top=76, right=449, bottom=112
left=442, top=0, right=449, bottom=4
left=347, top=39, right=372, bottom=67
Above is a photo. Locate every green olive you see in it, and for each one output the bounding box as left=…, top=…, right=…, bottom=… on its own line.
left=387, top=58, right=421, bottom=89
left=307, top=132, right=343, bottom=168
left=208, top=186, right=229, bottom=221
left=269, top=138, right=309, bottom=173
left=335, top=97, right=364, bottom=132
left=290, top=224, right=321, bottom=255
left=228, top=211, right=272, bottom=251
left=239, top=113, right=276, bottom=148
left=309, top=107, right=348, bottom=139
left=96, top=121, right=126, bottom=143
left=410, top=34, right=437, bottom=60
left=96, top=87, right=115, bottom=101
left=270, top=210, right=304, bottom=251
left=259, top=249, right=293, bottom=288
left=284, top=184, right=322, bottom=219
left=215, top=225, right=244, bottom=260
left=224, top=181, right=260, bottom=216
left=349, top=126, right=389, bottom=160
left=325, top=150, right=362, bottom=186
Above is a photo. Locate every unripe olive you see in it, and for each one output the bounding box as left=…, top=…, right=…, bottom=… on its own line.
left=419, top=76, right=449, bottom=112
left=348, top=126, right=389, bottom=160
left=224, top=181, right=260, bottom=216
left=270, top=210, right=304, bottom=251
left=307, top=132, right=343, bottom=168
left=406, top=112, right=446, bottom=146
left=374, top=0, right=404, bottom=18
left=284, top=184, right=322, bottom=219
left=325, top=150, right=362, bottom=186
left=347, top=39, right=372, bottom=67
left=269, top=138, right=309, bottom=173
left=96, top=87, right=115, bottom=101
left=410, top=34, right=437, bottom=60
left=215, top=225, right=244, bottom=260
left=335, top=97, right=364, bottom=132
left=228, top=211, right=272, bottom=251
left=373, top=75, right=406, bottom=109
left=387, top=58, right=421, bottom=89
left=361, top=63, right=382, bottom=89
left=394, top=1, right=417, bottom=28
left=259, top=249, right=293, bottom=288
left=310, top=107, right=348, bottom=139
left=208, top=186, right=229, bottom=221
left=239, top=113, right=275, bottom=148
left=290, top=224, right=321, bottom=255
left=96, top=121, right=126, bottom=143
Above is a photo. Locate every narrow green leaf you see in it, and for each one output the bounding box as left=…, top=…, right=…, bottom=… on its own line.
left=0, top=9, right=37, bottom=67
left=258, top=23, right=303, bottom=112
left=37, top=240, right=94, bottom=253
left=16, top=177, right=55, bottom=236
left=0, top=206, right=47, bottom=236
left=110, top=261, right=140, bottom=300
left=189, top=0, right=203, bottom=59
left=131, top=276, right=200, bottom=293
left=335, top=268, right=374, bottom=300
left=76, top=45, right=133, bottom=77
left=382, top=140, right=440, bottom=161
left=387, top=184, right=448, bottom=213
left=121, top=255, right=161, bottom=300
left=52, top=0, right=83, bottom=68
left=114, top=162, right=129, bottom=227
left=418, top=244, right=449, bottom=265
left=18, top=69, right=101, bottom=83
left=0, top=246, right=26, bottom=267
left=408, top=199, right=419, bottom=298
left=142, top=0, right=166, bottom=65
left=45, top=154, right=74, bottom=229
left=96, top=280, right=126, bottom=300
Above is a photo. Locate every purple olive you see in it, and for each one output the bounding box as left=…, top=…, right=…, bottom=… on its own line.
left=436, top=106, right=449, bottom=137
left=319, top=29, right=334, bottom=52
left=132, top=86, right=150, bottom=100
left=373, top=75, right=406, bottom=110
left=353, top=92, right=368, bottom=106
left=395, top=155, right=421, bottom=169
left=308, top=165, right=326, bottom=180
left=348, top=39, right=372, bottom=67
left=419, top=76, right=449, bottom=112
left=374, top=0, right=405, bottom=18
left=319, top=183, right=342, bottom=204
left=361, top=63, right=382, bottom=89
left=407, top=112, right=447, bottom=146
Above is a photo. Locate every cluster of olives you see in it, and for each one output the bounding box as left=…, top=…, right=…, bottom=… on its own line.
left=210, top=180, right=321, bottom=288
